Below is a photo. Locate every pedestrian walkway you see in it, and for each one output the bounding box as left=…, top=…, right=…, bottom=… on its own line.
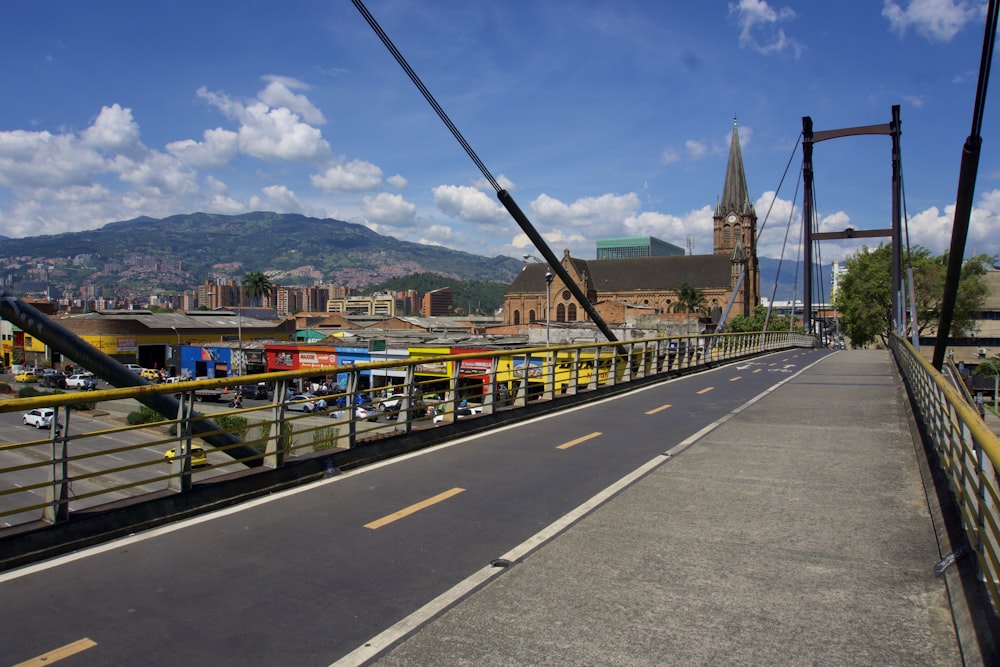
left=360, top=350, right=983, bottom=666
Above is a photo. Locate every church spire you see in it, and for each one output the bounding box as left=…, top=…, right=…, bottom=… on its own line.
left=720, top=117, right=754, bottom=216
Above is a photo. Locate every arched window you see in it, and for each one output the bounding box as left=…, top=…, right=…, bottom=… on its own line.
left=723, top=225, right=731, bottom=244
left=528, top=309, right=536, bottom=323
left=567, top=303, right=577, bottom=321
left=734, top=224, right=742, bottom=244
left=556, top=304, right=566, bottom=322
left=513, top=310, right=520, bottom=325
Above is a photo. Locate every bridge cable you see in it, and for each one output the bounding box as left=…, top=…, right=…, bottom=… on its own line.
left=756, top=132, right=802, bottom=331
left=762, top=157, right=803, bottom=333
left=932, top=0, right=998, bottom=368
left=809, top=178, right=828, bottom=331
left=756, top=133, right=802, bottom=244
left=350, top=0, right=622, bottom=345
left=350, top=0, right=500, bottom=193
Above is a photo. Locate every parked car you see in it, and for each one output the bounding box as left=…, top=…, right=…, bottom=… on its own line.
left=377, top=392, right=426, bottom=419
left=39, top=369, right=67, bottom=388
left=284, top=394, right=319, bottom=413
left=14, top=369, right=38, bottom=383
left=124, top=363, right=143, bottom=374
left=239, top=383, right=271, bottom=400
left=139, top=368, right=161, bottom=382
left=332, top=392, right=373, bottom=408
left=163, top=445, right=208, bottom=467
left=329, top=405, right=377, bottom=421
left=66, top=373, right=98, bottom=390
left=433, top=405, right=484, bottom=424
left=22, top=407, right=57, bottom=429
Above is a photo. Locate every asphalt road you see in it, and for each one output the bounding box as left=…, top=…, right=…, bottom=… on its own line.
left=0, top=350, right=825, bottom=666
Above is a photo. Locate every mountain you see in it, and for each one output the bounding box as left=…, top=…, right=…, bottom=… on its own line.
left=0, top=211, right=524, bottom=292
left=0, top=210, right=815, bottom=305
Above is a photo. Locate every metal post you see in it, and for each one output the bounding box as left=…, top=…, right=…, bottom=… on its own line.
left=545, top=270, right=553, bottom=346
left=801, top=116, right=814, bottom=333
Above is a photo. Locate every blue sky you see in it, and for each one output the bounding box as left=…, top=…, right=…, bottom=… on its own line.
left=0, top=0, right=996, bottom=267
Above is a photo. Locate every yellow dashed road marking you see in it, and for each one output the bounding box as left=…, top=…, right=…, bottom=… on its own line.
left=697, top=387, right=714, bottom=395
left=13, top=638, right=97, bottom=667
left=645, top=404, right=672, bottom=415
left=556, top=432, right=602, bottom=450
left=365, top=487, right=466, bottom=530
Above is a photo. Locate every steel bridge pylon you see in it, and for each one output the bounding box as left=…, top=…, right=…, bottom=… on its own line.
left=801, top=104, right=903, bottom=336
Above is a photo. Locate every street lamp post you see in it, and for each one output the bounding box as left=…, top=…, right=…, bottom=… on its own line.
left=523, top=254, right=553, bottom=346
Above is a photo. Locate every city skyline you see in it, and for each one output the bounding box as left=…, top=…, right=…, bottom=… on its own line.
left=0, top=1, right=996, bottom=265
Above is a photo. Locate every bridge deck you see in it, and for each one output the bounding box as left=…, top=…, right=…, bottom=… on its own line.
left=1, top=349, right=988, bottom=665
left=367, top=349, right=977, bottom=666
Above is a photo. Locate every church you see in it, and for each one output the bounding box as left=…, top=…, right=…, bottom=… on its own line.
left=502, top=120, right=760, bottom=331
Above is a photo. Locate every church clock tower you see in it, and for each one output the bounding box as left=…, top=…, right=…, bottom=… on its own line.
left=713, top=117, right=760, bottom=316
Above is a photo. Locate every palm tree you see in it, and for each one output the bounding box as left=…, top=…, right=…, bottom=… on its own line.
left=242, top=272, right=273, bottom=307
left=671, top=282, right=707, bottom=316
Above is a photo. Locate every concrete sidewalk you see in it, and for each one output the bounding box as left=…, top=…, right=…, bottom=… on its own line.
left=367, top=350, right=987, bottom=666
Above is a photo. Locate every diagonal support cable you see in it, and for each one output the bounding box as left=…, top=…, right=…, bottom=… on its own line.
left=352, top=0, right=619, bottom=344
left=932, top=0, right=998, bottom=369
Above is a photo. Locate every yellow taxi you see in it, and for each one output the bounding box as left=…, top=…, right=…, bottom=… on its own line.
left=14, top=369, right=38, bottom=383
left=140, top=368, right=161, bottom=382
left=163, top=446, right=208, bottom=467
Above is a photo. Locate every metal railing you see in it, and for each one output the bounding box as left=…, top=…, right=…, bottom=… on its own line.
left=890, top=334, right=1000, bottom=612
left=0, top=331, right=814, bottom=530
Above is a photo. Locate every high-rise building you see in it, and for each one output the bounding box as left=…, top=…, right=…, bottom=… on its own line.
left=596, top=236, right=685, bottom=260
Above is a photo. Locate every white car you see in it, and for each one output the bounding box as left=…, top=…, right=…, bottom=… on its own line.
left=124, top=363, right=143, bottom=374
left=284, top=394, right=319, bottom=413
left=433, top=406, right=483, bottom=424
left=65, top=373, right=97, bottom=389
left=329, top=405, right=377, bottom=421
left=23, top=408, right=57, bottom=429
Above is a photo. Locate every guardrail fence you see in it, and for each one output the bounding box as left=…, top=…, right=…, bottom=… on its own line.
left=0, top=331, right=813, bottom=531
left=891, top=334, right=1000, bottom=613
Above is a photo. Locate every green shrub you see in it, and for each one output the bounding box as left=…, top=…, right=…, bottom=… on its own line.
left=312, top=426, right=339, bottom=452
left=17, top=386, right=40, bottom=398
left=216, top=414, right=249, bottom=440
left=127, top=405, right=167, bottom=425
left=0, top=381, right=13, bottom=393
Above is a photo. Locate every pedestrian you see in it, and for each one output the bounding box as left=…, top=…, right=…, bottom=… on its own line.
left=976, top=392, right=985, bottom=419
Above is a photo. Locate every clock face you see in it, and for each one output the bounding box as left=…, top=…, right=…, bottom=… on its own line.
left=727, top=214, right=737, bottom=222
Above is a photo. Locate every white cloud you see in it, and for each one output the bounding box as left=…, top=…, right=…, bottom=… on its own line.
left=237, top=102, right=329, bottom=162
left=417, top=224, right=466, bottom=248
left=685, top=140, right=708, bottom=159
left=728, top=0, right=803, bottom=57
left=472, top=174, right=516, bottom=192
left=259, top=184, right=302, bottom=211
left=166, top=128, right=239, bottom=168
left=882, top=0, right=983, bottom=41
left=81, top=104, right=145, bottom=158
left=0, top=129, right=107, bottom=188
left=386, top=174, right=408, bottom=189
left=258, top=75, right=326, bottom=125
left=197, top=84, right=330, bottom=163
left=661, top=148, right=681, bottom=164
left=432, top=184, right=508, bottom=223
left=311, top=159, right=383, bottom=192
left=361, top=192, right=417, bottom=225
left=115, top=151, right=199, bottom=197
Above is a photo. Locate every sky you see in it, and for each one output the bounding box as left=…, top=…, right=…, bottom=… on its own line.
left=0, top=0, right=997, bottom=268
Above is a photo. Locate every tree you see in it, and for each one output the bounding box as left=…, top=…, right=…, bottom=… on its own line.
left=727, top=306, right=798, bottom=333
left=242, top=272, right=273, bottom=307
left=835, top=244, right=991, bottom=348
left=671, top=282, right=707, bottom=316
